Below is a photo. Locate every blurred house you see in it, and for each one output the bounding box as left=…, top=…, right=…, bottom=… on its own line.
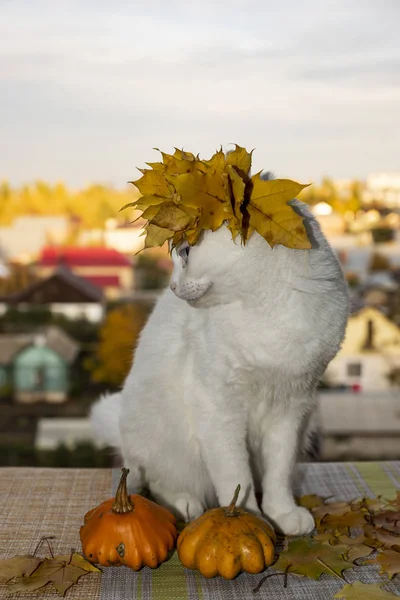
left=359, top=272, right=400, bottom=324
left=0, top=216, right=69, bottom=262
left=0, top=266, right=104, bottom=322
left=37, top=246, right=133, bottom=300
left=79, top=219, right=144, bottom=255
left=104, top=221, right=144, bottom=254
left=325, top=307, right=400, bottom=391
left=365, top=173, right=400, bottom=207
left=312, top=202, right=346, bottom=237
left=35, top=417, right=101, bottom=450
left=331, top=232, right=400, bottom=282
left=318, top=390, right=400, bottom=460
left=0, top=327, right=78, bottom=403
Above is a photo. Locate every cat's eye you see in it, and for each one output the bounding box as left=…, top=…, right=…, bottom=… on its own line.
left=178, top=243, right=190, bottom=261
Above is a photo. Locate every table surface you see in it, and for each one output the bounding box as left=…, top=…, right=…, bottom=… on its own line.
left=0, top=468, right=111, bottom=600
left=2, top=463, right=400, bottom=600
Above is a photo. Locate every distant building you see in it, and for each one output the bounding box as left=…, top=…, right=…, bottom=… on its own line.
left=104, top=222, right=144, bottom=255
left=365, top=173, right=400, bottom=207
left=325, top=307, right=400, bottom=391
left=0, top=266, right=105, bottom=322
left=317, top=390, right=400, bottom=460
left=37, top=247, right=134, bottom=299
left=312, top=203, right=346, bottom=237
left=35, top=417, right=102, bottom=450
left=0, top=327, right=79, bottom=403
left=0, top=216, right=69, bottom=262
left=330, top=231, right=400, bottom=282
left=78, top=219, right=144, bottom=255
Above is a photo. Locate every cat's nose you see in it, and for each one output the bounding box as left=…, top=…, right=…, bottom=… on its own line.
left=170, top=282, right=177, bottom=291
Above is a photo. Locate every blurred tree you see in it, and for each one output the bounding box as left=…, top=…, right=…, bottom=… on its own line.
left=0, top=181, right=140, bottom=229
left=0, top=306, right=52, bottom=332
left=136, top=254, right=171, bottom=290
left=345, top=272, right=360, bottom=288
left=86, top=303, right=150, bottom=388
left=0, top=264, right=38, bottom=296
left=371, top=227, right=395, bottom=244
left=387, top=367, right=400, bottom=387
left=368, top=252, right=392, bottom=272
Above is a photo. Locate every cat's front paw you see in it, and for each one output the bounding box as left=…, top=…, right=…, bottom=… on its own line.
left=266, top=506, right=315, bottom=536
left=174, top=495, right=205, bottom=522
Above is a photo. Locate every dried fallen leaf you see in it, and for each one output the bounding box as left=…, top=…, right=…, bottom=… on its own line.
left=7, top=553, right=99, bottom=597
left=351, top=496, right=388, bottom=513
left=312, top=531, right=373, bottom=561
left=0, top=555, right=41, bottom=583
left=313, top=531, right=339, bottom=544
left=334, top=581, right=398, bottom=599
left=370, top=548, right=400, bottom=579
left=312, top=501, right=351, bottom=527
left=363, top=523, right=400, bottom=550
left=334, top=535, right=374, bottom=562
left=370, top=510, right=400, bottom=533
left=386, top=492, right=400, bottom=510
left=273, top=537, right=353, bottom=580
left=320, top=510, right=368, bottom=534
left=297, top=494, right=327, bottom=510
left=55, top=553, right=101, bottom=574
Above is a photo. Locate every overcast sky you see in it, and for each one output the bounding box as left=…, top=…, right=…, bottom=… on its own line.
left=0, top=0, right=399, bottom=188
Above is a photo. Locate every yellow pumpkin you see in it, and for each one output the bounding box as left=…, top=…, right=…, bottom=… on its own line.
left=80, top=468, right=177, bottom=570
left=177, top=485, right=276, bottom=580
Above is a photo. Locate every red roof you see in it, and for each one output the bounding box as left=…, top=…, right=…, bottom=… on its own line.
left=83, top=275, right=120, bottom=289
left=40, top=247, right=131, bottom=267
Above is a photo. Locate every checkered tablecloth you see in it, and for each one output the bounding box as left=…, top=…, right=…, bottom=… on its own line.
left=2, top=463, right=400, bottom=599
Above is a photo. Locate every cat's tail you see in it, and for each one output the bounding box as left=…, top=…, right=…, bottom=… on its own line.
left=90, top=392, right=122, bottom=449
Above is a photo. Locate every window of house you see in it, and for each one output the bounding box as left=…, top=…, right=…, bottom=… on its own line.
left=347, top=362, right=362, bottom=377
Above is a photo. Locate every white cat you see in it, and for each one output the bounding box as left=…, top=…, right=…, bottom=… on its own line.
left=91, top=196, right=349, bottom=535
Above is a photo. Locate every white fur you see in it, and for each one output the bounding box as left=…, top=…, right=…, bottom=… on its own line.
left=91, top=198, right=349, bottom=535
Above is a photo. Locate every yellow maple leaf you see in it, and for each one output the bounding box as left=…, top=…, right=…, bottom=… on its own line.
left=169, top=170, right=227, bottom=232
left=223, top=165, right=245, bottom=241
left=248, top=174, right=311, bottom=249
left=226, top=144, right=253, bottom=175
left=129, top=194, right=167, bottom=211
left=133, top=169, right=174, bottom=198
left=173, top=148, right=196, bottom=161
left=184, top=226, right=203, bottom=246
left=199, top=148, right=225, bottom=174
left=125, top=146, right=312, bottom=253
left=143, top=223, right=175, bottom=249
left=150, top=203, right=192, bottom=232
left=160, top=152, right=197, bottom=175
left=141, top=205, right=163, bottom=221
left=144, top=161, right=165, bottom=171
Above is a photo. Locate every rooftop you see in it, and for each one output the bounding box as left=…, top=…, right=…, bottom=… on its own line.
left=0, top=326, right=79, bottom=365
left=39, top=246, right=132, bottom=268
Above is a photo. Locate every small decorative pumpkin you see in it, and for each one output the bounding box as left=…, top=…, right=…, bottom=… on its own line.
left=80, top=468, right=177, bottom=570
left=177, top=485, right=276, bottom=580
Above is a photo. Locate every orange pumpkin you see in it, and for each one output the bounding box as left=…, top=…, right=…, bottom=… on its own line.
left=80, top=468, right=177, bottom=570
left=177, top=485, right=276, bottom=580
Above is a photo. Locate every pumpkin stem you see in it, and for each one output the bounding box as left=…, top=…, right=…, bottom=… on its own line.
left=112, top=468, right=134, bottom=514
left=225, top=484, right=241, bottom=516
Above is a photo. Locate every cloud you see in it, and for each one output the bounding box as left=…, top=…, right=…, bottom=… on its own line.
left=0, top=0, right=399, bottom=185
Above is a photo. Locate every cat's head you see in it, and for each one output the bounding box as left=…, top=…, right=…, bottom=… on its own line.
left=168, top=198, right=319, bottom=308
left=169, top=225, right=256, bottom=308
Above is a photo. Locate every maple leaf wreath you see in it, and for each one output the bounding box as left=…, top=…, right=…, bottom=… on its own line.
left=121, top=145, right=311, bottom=253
